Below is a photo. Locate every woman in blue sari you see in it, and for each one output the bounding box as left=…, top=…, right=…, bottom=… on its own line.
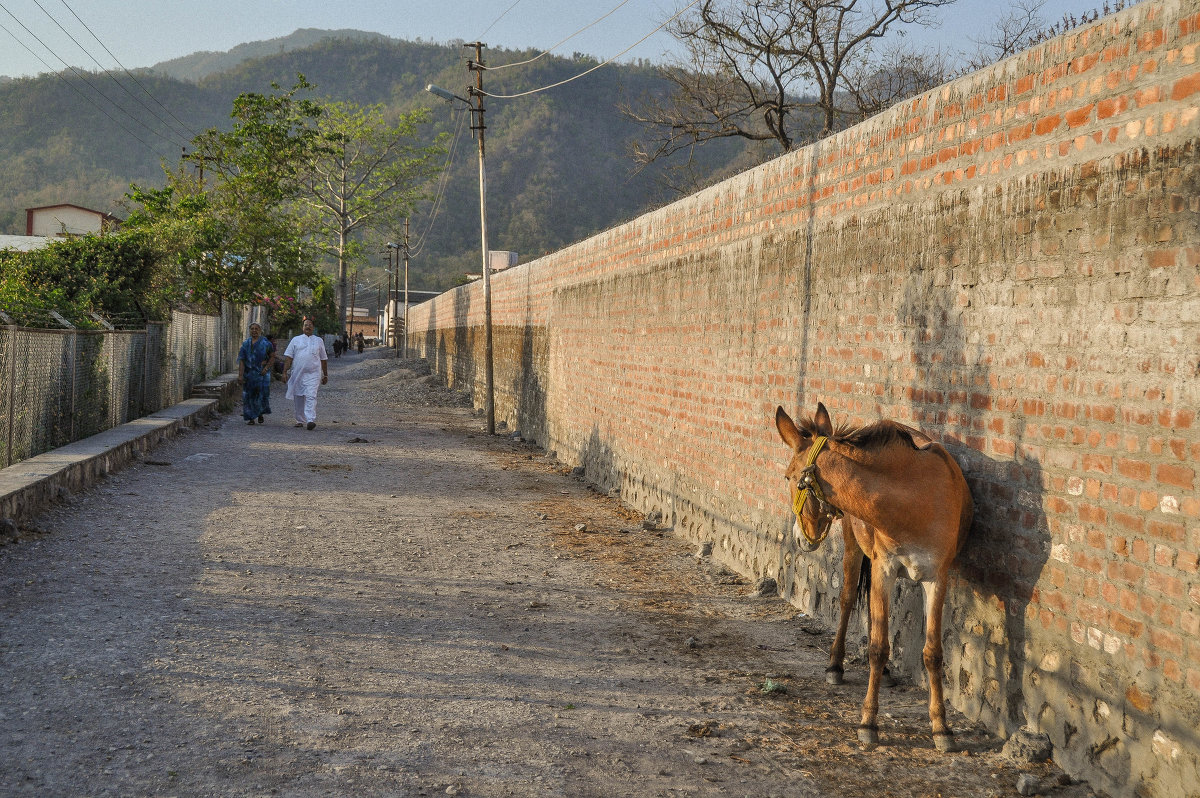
left=238, top=323, right=275, bottom=425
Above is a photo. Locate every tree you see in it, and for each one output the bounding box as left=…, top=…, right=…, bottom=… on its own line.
left=180, top=77, right=325, bottom=304
left=295, top=102, right=446, bottom=331
left=626, top=0, right=955, bottom=166
left=124, top=166, right=322, bottom=308
left=124, top=78, right=327, bottom=308
left=962, top=0, right=1128, bottom=72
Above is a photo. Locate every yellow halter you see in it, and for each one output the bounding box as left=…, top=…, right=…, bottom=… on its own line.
left=792, top=436, right=842, bottom=546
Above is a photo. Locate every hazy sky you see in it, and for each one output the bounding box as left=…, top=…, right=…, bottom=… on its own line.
left=0, top=0, right=1116, bottom=79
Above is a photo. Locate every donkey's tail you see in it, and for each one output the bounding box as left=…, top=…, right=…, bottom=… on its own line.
left=856, top=554, right=872, bottom=615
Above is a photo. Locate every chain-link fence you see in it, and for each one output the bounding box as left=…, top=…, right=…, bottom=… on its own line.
left=1, top=302, right=251, bottom=468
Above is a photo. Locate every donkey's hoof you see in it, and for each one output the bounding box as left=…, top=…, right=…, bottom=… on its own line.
left=857, top=725, right=879, bottom=748
left=933, top=733, right=957, bottom=753
left=825, top=667, right=844, bottom=686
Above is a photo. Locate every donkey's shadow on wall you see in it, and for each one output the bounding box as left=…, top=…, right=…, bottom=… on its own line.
left=779, top=269, right=1054, bottom=743
left=895, top=274, right=1051, bottom=740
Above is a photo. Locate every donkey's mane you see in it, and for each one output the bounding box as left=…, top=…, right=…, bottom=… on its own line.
left=796, top=416, right=919, bottom=452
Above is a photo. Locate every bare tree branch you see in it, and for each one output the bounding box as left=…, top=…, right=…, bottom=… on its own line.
left=625, top=0, right=956, bottom=170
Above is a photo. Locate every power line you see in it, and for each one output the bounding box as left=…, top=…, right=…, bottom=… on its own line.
left=55, top=0, right=200, bottom=140
left=25, top=0, right=192, bottom=146
left=0, top=15, right=173, bottom=161
left=481, top=0, right=700, bottom=99
left=409, top=107, right=470, bottom=259
left=485, top=0, right=637, bottom=72
left=477, top=0, right=525, bottom=41
left=0, top=3, right=178, bottom=157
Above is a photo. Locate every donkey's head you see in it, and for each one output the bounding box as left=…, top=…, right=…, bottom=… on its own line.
left=775, top=403, right=841, bottom=551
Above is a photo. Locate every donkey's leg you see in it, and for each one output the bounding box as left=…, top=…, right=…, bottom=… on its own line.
left=858, top=559, right=894, bottom=748
left=922, top=576, right=955, bottom=752
left=827, top=526, right=862, bottom=685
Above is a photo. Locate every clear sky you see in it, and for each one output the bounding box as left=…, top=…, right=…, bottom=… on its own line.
left=0, top=0, right=1120, bottom=80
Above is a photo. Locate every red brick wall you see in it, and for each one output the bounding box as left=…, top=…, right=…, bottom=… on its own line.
left=409, top=2, right=1199, bottom=793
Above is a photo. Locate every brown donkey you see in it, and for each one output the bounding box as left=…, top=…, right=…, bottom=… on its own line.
left=775, top=403, right=973, bottom=751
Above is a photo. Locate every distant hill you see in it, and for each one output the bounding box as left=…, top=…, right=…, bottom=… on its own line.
left=0, top=31, right=763, bottom=293
left=148, top=28, right=392, bottom=82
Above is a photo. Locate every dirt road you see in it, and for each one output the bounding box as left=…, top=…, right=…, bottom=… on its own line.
left=0, top=349, right=1092, bottom=797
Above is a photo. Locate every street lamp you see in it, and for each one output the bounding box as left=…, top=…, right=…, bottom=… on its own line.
left=427, top=57, right=494, bottom=436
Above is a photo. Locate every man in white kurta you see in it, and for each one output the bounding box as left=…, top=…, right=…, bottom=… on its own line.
left=283, top=318, right=329, bottom=430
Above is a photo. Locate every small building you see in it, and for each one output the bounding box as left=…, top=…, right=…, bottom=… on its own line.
left=345, top=307, right=377, bottom=344
left=26, top=204, right=120, bottom=237
left=380, top=290, right=443, bottom=347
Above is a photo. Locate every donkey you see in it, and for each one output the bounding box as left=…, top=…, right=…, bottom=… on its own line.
left=775, top=403, right=973, bottom=751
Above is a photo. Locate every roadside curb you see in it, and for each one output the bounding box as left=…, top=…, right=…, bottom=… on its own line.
left=0, top=387, right=231, bottom=538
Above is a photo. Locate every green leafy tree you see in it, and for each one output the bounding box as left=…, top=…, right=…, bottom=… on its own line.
left=0, top=231, right=168, bottom=326
left=124, top=78, right=327, bottom=306
left=270, top=275, right=338, bottom=336
left=295, top=101, right=446, bottom=331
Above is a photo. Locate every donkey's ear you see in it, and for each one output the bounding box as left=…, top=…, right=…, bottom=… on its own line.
left=814, top=402, right=833, bottom=436
left=776, top=406, right=806, bottom=450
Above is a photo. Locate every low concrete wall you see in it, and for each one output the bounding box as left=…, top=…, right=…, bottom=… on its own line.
left=407, top=3, right=1199, bottom=795
left=0, top=373, right=239, bottom=538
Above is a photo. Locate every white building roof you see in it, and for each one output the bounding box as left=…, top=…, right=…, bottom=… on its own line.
left=0, top=235, right=54, bottom=252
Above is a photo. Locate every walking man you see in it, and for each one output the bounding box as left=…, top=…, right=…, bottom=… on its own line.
left=282, top=318, right=328, bottom=430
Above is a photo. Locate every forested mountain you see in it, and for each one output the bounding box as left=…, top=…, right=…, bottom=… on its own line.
left=0, top=32, right=761, bottom=291
left=148, top=28, right=391, bottom=82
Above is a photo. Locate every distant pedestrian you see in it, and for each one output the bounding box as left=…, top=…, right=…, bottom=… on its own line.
left=237, top=322, right=274, bottom=425
left=333, top=336, right=344, bottom=358
left=355, top=332, right=364, bottom=354
left=282, top=318, right=328, bottom=430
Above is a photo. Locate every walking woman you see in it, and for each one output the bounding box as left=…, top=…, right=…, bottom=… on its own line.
left=237, top=322, right=275, bottom=425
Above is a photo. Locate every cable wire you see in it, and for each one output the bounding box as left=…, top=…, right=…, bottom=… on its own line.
left=485, top=0, right=636, bottom=72
left=477, top=0, right=525, bottom=41
left=409, top=108, right=470, bottom=259
left=26, top=0, right=192, bottom=146
left=481, top=0, right=700, bottom=99
left=55, top=0, right=200, bottom=140
left=0, top=14, right=173, bottom=161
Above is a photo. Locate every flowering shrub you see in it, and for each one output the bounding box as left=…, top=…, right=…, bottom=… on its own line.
left=265, top=278, right=337, bottom=335
left=253, top=293, right=300, bottom=316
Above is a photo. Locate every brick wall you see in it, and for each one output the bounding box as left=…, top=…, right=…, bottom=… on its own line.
left=408, top=2, right=1200, bottom=794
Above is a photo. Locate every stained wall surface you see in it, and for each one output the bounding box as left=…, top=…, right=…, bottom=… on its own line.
left=408, top=2, right=1200, bottom=794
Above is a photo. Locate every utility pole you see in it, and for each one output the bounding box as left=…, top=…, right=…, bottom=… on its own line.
left=385, top=241, right=399, bottom=350
left=385, top=249, right=394, bottom=349
left=467, top=41, right=495, bottom=435
left=425, top=50, right=494, bottom=434
left=402, top=217, right=410, bottom=358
